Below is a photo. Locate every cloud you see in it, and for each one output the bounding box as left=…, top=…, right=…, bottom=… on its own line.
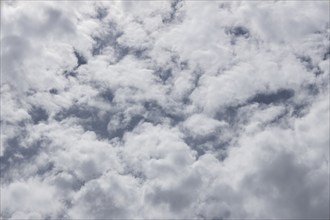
left=1, top=1, right=329, bottom=219
left=1, top=177, right=63, bottom=219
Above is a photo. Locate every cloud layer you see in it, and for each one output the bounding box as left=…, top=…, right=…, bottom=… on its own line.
left=1, top=1, right=329, bottom=219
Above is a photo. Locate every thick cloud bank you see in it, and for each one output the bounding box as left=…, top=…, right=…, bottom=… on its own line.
left=1, top=1, right=329, bottom=219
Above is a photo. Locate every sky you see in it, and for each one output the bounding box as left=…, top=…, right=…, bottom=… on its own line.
left=0, top=0, right=329, bottom=219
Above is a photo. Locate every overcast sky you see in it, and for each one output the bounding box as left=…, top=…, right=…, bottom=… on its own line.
left=1, top=0, right=329, bottom=219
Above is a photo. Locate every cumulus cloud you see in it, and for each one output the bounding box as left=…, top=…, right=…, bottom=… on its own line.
left=1, top=0, right=329, bottom=219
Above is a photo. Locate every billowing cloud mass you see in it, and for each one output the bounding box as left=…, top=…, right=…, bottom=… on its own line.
left=1, top=0, right=329, bottom=219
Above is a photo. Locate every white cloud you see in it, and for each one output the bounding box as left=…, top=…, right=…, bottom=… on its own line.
left=1, top=1, right=329, bottom=219
left=69, top=171, right=141, bottom=219
left=1, top=178, right=63, bottom=219
left=183, top=113, right=227, bottom=137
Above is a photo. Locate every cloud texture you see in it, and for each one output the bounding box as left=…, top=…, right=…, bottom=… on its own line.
left=1, top=1, right=329, bottom=219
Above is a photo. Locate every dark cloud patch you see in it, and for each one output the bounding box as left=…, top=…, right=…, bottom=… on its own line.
left=297, top=56, right=323, bottom=76
left=183, top=136, right=215, bottom=157
left=0, top=136, right=48, bottom=181
left=249, top=89, right=294, bottom=105
left=218, top=2, right=231, bottom=11
left=113, top=45, right=130, bottom=63
left=79, top=116, right=109, bottom=139
left=313, top=66, right=323, bottom=76
left=215, top=105, right=241, bottom=125
left=227, top=26, right=250, bottom=38
left=183, top=133, right=221, bottom=148
left=95, top=7, right=108, bottom=20
left=54, top=105, right=110, bottom=138
left=162, top=0, right=185, bottom=24
left=99, top=89, right=114, bottom=103
left=53, top=170, right=86, bottom=193
left=91, top=20, right=121, bottom=55
left=187, top=67, right=203, bottom=95
left=29, top=106, right=49, bottom=124
left=91, top=21, right=131, bottom=64
left=291, top=103, right=309, bottom=118
left=92, top=32, right=130, bottom=63
left=36, top=162, right=55, bottom=176
left=268, top=109, right=290, bottom=126
left=123, top=115, right=144, bottom=131
left=305, top=84, right=319, bottom=96
left=63, top=49, right=87, bottom=78
left=49, top=88, right=58, bottom=94
left=106, top=100, right=184, bottom=140
left=154, top=68, right=172, bottom=83
left=169, top=54, right=189, bottom=71
left=92, top=35, right=110, bottom=56
left=226, top=26, right=250, bottom=45
left=131, top=48, right=148, bottom=59
left=297, top=56, right=314, bottom=71
left=54, top=103, right=145, bottom=140
left=323, top=47, right=330, bottom=60
left=153, top=54, right=190, bottom=84
left=179, top=60, right=188, bottom=70
left=25, top=88, right=37, bottom=96
left=183, top=129, right=229, bottom=160
left=143, top=101, right=184, bottom=126
left=63, top=70, right=78, bottom=78
left=107, top=114, right=144, bottom=139
left=73, top=49, right=87, bottom=69
left=94, top=19, right=152, bottom=58
left=54, top=105, right=93, bottom=121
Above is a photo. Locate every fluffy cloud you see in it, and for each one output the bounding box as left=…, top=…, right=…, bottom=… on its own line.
left=1, top=0, right=329, bottom=219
